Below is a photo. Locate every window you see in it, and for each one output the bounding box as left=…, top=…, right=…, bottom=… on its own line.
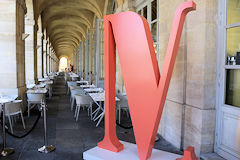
left=224, top=0, right=240, bottom=107
left=136, top=0, right=159, bottom=60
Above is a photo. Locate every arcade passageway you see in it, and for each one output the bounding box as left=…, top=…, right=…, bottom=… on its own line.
left=0, top=0, right=239, bottom=159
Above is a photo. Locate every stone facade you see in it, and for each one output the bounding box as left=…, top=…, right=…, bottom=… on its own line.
left=0, top=0, right=27, bottom=98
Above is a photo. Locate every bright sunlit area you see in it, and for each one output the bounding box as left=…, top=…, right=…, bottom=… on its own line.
left=59, top=57, right=68, bottom=71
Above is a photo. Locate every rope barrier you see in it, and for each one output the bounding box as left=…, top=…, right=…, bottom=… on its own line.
left=1, top=111, right=41, bottom=138
left=116, top=120, right=133, bottom=129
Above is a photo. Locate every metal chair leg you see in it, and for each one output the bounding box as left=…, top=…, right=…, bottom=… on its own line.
left=96, top=112, right=104, bottom=127
left=8, top=115, right=13, bottom=134
left=20, top=111, right=26, bottom=129
left=74, top=105, right=78, bottom=118
left=28, top=103, right=31, bottom=117
left=71, top=97, right=74, bottom=111
left=76, top=104, right=81, bottom=121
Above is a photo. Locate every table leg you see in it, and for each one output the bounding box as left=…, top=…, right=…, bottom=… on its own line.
left=96, top=112, right=105, bottom=127
left=92, top=107, right=101, bottom=120
left=1, top=103, right=14, bottom=156
left=94, top=111, right=103, bottom=121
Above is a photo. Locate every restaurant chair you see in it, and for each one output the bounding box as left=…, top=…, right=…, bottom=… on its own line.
left=27, top=93, right=45, bottom=117
left=116, top=94, right=129, bottom=124
left=67, top=81, right=77, bottom=95
left=70, top=89, right=85, bottom=111
left=69, top=85, right=82, bottom=101
left=75, top=94, right=93, bottom=121
left=45, top=84, right=53, bottom=98
left=5, top=100, right=25, bottom=134
left=72, top=77, right=79, bottom=81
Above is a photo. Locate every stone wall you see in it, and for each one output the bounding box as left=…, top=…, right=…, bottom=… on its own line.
left=157, top=0, right=187, bottom=151
left=16, top=0, right=27, bottom=99
left=183, top=0, right=218, bottom=155
left=158, top=0, right=218, bottom=155
left=0, top=0, right=26, bottom=98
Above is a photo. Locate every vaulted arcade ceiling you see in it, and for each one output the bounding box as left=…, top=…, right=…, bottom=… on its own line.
left=33, top=0, right=111, bottom=57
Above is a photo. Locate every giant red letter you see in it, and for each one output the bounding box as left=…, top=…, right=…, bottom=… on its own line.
left=98, top=1, right=196, bottom=160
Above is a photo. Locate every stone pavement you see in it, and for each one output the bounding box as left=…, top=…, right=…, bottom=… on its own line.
left=0, top=75, right=220, bottom=160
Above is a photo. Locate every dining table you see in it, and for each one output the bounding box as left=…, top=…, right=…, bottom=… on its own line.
left=84, top=88, right=103, bottom=93
left=40, top=80, right=53, bottom=85
left=80, top=84, right=95, bottom=89
left=69, top=73, right=79, bottom=78
left=38, top=78, right=50, bottom=82
left=26, top=88, right=48, bottom=94
left=76, top=80, right=89, bottom=85
left=26, top=84, right=36, bottom=89
left=88, top=92, right=120, bottom=127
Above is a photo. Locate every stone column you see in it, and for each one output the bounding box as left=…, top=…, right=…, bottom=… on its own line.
left=25, top=19, right=34, bottom=84
left=41, top=36, right=44, bottom=77
left=0, top=0, right=27, bottom=97
left=43, top=38, right=47, bottom=76
left=85, top=35, right=89, bottom=79
left=37, top=31, right=42, bottom=79
left=76, top=48, right=79, bottom=74
left=82, top=41, right=85, bottom=79
left=50, top=57, right=52, bottom=73
left=53, top=59, right=55, bottom=72
left=88, top=30, right=92, bottom=83
left=80, top=42, right=83, bottom=78
left=33, top=22, right=38, bottom=83
left=51, top=57, right=53, bottom=72
left=52, top=59, right=54, bottom=72
left=48, top=44, right=51, bottom=74
left=46, top=41, right=48, bottom=75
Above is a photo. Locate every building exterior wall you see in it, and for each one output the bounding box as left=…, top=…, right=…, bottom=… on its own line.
left=0, top=0, right=26, bottom=98
left=115, top=0, right=218, bottom=156
left=0, top=0, right=18, bottom=95
left=16, top=0, right=27, bottom=99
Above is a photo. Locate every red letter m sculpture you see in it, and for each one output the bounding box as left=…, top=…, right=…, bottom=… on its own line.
left=98, top=1, right=197, bottom=160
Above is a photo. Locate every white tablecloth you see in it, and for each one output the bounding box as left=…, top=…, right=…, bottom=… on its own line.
left=0, top=95, right=18, bottom=104
left=80, top=84, right=95, bottom=88
left=41, top=80, right=53, bottom=85
left=38, top=78, right=50, bottom=82
left=89, top=92, right=120, bottom=102
left=27, top=88, right=48, bottom=94
left=84, top=88, right=104, bottom=93
left=76, top=81, right=89, bottom=84
left=69, top=73, right=79, bottom=78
